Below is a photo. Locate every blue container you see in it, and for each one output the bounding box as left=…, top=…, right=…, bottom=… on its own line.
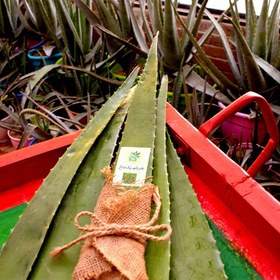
left=28, top=49, right=62, bottom=70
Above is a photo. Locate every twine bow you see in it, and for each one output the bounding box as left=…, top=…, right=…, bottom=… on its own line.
left=51, top=188, right=172, bottom=258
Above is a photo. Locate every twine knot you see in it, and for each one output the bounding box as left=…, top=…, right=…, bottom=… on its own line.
left=51, top=188, right=172, bottom=258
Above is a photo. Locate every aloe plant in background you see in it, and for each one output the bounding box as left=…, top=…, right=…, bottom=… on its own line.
left=73, top=0, right=234, bottom=130
left=0, top=0, right=23, bottom=38
left=0, top=0, right=28, bottom=83
left=17, top=0, right=60, bottom=45
left=185, top=0, right=280, bottom=113
left=0, top=61, right=128, bottom=147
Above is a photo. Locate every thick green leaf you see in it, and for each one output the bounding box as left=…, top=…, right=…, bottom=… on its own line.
left=146, top=76, right=171, bottom=279
left=90, top=0, right=124, bottom=55
left=181, top=0, right=198, bottom=49
left=183, top=0, right=208, bottom=59
left=139, top=0, right=154, bottom=44
left=124, top=0, right=149, bottom=52
left=54, top=0, right=84, bottom=56
left=162, top=0, right=182, bottom=67
left=147, top=0, right=164, bottom=53
left=203, top=8, right=243, bottom=88
left=115, top=35, right=158, bottom=178
left=173, top=4, right=239, bottom=95
left=267, top=0, right=280, bottom=67
left=228, top=1, right=267, bottom=92
left=245, top=0, right=257, bottom=50
left=254, top=54, right=280, bottom=84
left=252, top=0, right=268, bottom=59
left=166, top=133, right=226, bottom=279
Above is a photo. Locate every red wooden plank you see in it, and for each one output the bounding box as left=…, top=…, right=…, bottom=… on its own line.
left=0, top=131, right=81, bottom=191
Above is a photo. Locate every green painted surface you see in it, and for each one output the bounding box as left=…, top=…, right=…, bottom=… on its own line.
left=208, top=219, right=262, bottom=280
left=0, top=204, right=27, bottom=250
left=0, top=205, right=262, bottom=279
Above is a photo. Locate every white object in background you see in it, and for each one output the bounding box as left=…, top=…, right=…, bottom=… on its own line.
left=178, top=0, right=277, bottom=16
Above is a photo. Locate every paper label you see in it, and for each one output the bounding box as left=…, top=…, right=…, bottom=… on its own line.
left=113, top=147, right=151, bottom=187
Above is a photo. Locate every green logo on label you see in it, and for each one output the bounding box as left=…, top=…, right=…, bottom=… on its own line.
left=128, top=151, right=140, bottom=162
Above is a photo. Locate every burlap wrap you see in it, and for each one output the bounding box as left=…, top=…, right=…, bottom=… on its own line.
left=51, top=167, right=171, bottom=280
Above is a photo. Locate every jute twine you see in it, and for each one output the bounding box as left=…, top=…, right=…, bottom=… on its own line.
left=51, top=166, right=172, bottom=280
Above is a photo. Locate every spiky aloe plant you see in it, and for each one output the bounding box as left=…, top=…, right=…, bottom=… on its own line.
left=19, top=0, right=60, bottom=44
left=224, top=0, right=280, bottom=114
left=0, top=0, right=22, bottom=37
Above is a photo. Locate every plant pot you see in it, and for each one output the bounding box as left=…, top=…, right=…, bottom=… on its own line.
left=7, top=130, right=35, bottom=149
left=27, top=49, right=62, bottom=70
left=0, top=106, right=14, bottom=144
left=218, top=101, right=267, bottom=144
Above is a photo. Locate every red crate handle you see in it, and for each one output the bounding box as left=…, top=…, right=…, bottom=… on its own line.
left=199, top=92, right=279, bottom=177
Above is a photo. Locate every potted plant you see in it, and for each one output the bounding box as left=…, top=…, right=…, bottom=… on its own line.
left=0, top=66, right=83, bottom=149
left=27, top=42, right=62, bottom=70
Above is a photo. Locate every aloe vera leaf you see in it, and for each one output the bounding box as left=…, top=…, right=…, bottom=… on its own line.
left=267, top=0, right=280, bottom=67
left=29, top=98, right=133, bottom=279
left=54, top=0, right=84, bottom=54
left=172, top=4, right=239, bottom=95
left=203, top=8, right=243, bottom=89
left=24, top=64, right=60, bottom=97
left=245, top=0, right=257, bottom=50
left=114, top=35, right=158, bottom=179
left=254, top=54, right=280, bottom=84
left=252, top=0, right=268, bottom=59
left=183, top=0, right=208, bottom=58
left=162, top=0, right=182, bottom=67
left=145, top=75, right=171, bottom=279
left=91, top=0, right=122, bottom=39
left=166, top=133, right=226, bottom=280
left=34, top=0, right=61, bottom=49
left=139, top=0, right=154, bottom=44
left=180, top=0, right=198, bottom=48
left=124, top=0, right=149, bottom=53
left=0, top=68, right=139, bottom=280
left=228, top=1, right=267, bottom=92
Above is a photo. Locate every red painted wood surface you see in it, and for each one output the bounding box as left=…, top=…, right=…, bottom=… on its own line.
left=0, top=131, right=81, bottom=211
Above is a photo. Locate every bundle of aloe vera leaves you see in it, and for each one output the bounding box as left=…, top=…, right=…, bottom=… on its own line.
left=0, top=36, right=226, bottom=280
